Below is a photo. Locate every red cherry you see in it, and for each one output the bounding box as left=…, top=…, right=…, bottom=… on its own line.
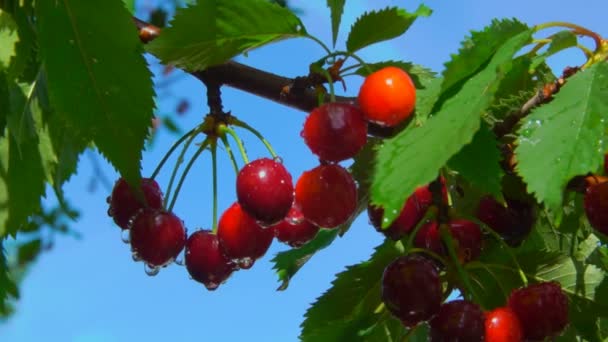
left=476, top=195, right=534, bottom=247
left=430, top=300, right=485, bottom=342
left=507, top=281, right=569, bottom=340
left=236, top=158, right=294, bottom=226
left=185, top=230, right=236, bottom=291
left=108, top=177, right=163, bottom=229
left=368, top=185, right=433, bottom=240
left=358, top=66, right=417, bottom=127
left=301, top=103, right=368, bottom=162
left=584, top=181, right=608, bottom=235
left=414, top=219, right=482, bottom=263
left=130, top=209, right=186, bottom=267
left=485, top=307, right=523, bottom=342
left=295, top=164, right=357, bottom=228
left=381, top=255, right=442, bottom=327
left=217, top=202, right=274, bottom=269
left=274, top=205, right=320, bottom=248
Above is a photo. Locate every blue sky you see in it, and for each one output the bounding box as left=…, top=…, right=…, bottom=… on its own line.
left=2, top=0, right=607, bottom=341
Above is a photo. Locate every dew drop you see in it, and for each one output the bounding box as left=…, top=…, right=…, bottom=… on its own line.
left=107, top=207, right=114, bottom=217
left=287, top=214, right=305, bottom=225
left=237, top=257, right=254, bottom=269
left=174, top=250, right=185, bottom=266
left=121, top=229, right=131, bottom=244
left=106, top=196, right=112, bottom=204
left=144, top=264, right=160, bottom=276
left=273, top=156, right=283, bottom=164
left=132, top=252, right=142, bottom=262
left=205, top=282, right=220, bottom=291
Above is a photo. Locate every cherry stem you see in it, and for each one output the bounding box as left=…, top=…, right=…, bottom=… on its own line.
left=407, top=247, right=449, bottom=266
left=304, top=34, right=332, bottom=55
left=167, top=137, right=211, bottom=212
left=211, top=139, right=219, bottom=233
left=534, top=21, right=603, bottom=52
left=319, top=68, right=336, bottom=103
left=230, top=118, right=278, bottom=158
left=438, top=223, right=480, bottom=302
left=151, top=127, right=198, bottom=180
left=221, top=125, right=249, bottom=165
left=219, top=134, right=240, bottom=174
left=163, top=130, right=200, bottom=208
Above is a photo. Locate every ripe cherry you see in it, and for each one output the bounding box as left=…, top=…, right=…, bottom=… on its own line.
left=476, top=195, right=534, bottom=247
left=381, top=254, right=442, bottom=327
left=358, top=66, right=416, bottom=127
left=368, top=185, right=433, bottom=240
left=274, top=205, right=320, bottom=248
left=485, top=307, right=523, bottom=342
left=185, top=230, right=236, bottom=291
left=584, top=181, right=608, bottom=235
left=414, top=219, right=482, bottom=263
left=430, top=300, right=485, bottom=342
left=217, top=202, right=274, bottom=269
left=236, top=158, right=294, bottom=226
left=507, top=281, right=569, bottom=340
left=129, top=209, right=186, bottom=267
left=108, top=177, right=163, bottom=229
left=295, top=164, right=357, bottom=228
left=301, top=102, right=368, bottom=162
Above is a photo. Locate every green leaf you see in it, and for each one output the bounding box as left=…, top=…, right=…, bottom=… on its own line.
left=346, top=5, right=431, bottom=53
left=121, top=0, right=136, bottom=13
left=0, top=9, right=18, bottom=70
left=36, top=0, right=155, bottom=188
left=354, top=61, right=437, bottom=90
left=299, top=240, right=405, bottom=341
left=441, top=19, right=529, bottom=94
left=371, top=30, right=533, bottom=226
left=0, top=241, right=18, bottom=317
left=327, top=0, right=344, bottom=47
left=515, top=62, right=608, bottom=211
left=272, top=228, right=339, bottom=291
left=449, top=123, right=504, bottom=198
left=146, top=0, right=307, bottom=71
left=17, top=238, right=41, bottom=266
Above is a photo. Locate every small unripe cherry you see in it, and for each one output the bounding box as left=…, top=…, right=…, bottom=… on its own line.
left=358, top=66, right=416, bottom=127
left=301, top=103, right=368, bottom=162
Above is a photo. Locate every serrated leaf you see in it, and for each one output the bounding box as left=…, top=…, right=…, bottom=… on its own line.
left=515, top=62, right=608, bottom=211
left=146, top=0, right=307, bottom=71
left=449, top=123, right=504, bottom=198
left=17, top=239, right=41, bottom=266
left=354, top=61, right=436, bottom=90
left=327, top=0, right=344, bottom=47
left=272, top=228, right=339, bottom=291
left=299, top=240, right=405, bottom=341
left=346, top=5, right=431, bottom=53
left=371, top=30, right=533, bottom=226
left=0, top=241, right=18, bottom=316
left=36, top=0, right=155, bottom=188
left=441, top=18, right=529, bottom=94
left=0, top=10, right=19, bottom=70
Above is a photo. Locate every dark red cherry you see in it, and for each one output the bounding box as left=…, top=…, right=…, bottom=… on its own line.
left=301, top=102, right=368, bottom=162
left=414, top=219, right=482, bottom=263
left=476, top=195, right=534, bottom=247
left=185, top=230, right=236, bottom=291
left=295, top=164, right=357, bottom=228
left=584, top=181, right=608, bottom=235
left=217, top=202, right=274, bottom=269
left=130, top=209, right=186, bottom=267
left=430, top=300, right=485, bottom=342
left=381, top=254, right=442, bottom=327
left=485, top=307, right=523, bottom=342
left=368, top=185, right=433, bottom=240
left=507, top=281, right=569, bottom=340
left=109, top=177, right=163, bottom=229
left=274, top=205, right=320, bottom=248
left=236, top=158, right=294, bottom=226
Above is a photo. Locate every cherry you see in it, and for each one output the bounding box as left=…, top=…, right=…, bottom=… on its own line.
left=301, top=102, right=368, bottom=162
left=485, top=307, right=523, bottom=342
left=382, top=254, right=442, bottom=327
left=236, top=158, right=294, bottom=226
left=274, top=205, right=320, bottom=248
left=507, top=281, right=569, bottom=340
left=368, top=185, right=433, bottom=240
left=358, top=66, right=417, bottom=127
left=430, top=300, right=485, bottom=342
left=476, top=195, right=534, bottom=247
left=217, top=202, right=274, bottom=269
left=108, top=177, right=163, bottom=229
left=414, top=219, right=482, bottom=263
left=295, top=164, right=357, bottom=228
left=129, top=208, right=186, bottom=267
left=185, top=230, right=236, bottom=291
left=584, top=181, right=608, bottom=235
